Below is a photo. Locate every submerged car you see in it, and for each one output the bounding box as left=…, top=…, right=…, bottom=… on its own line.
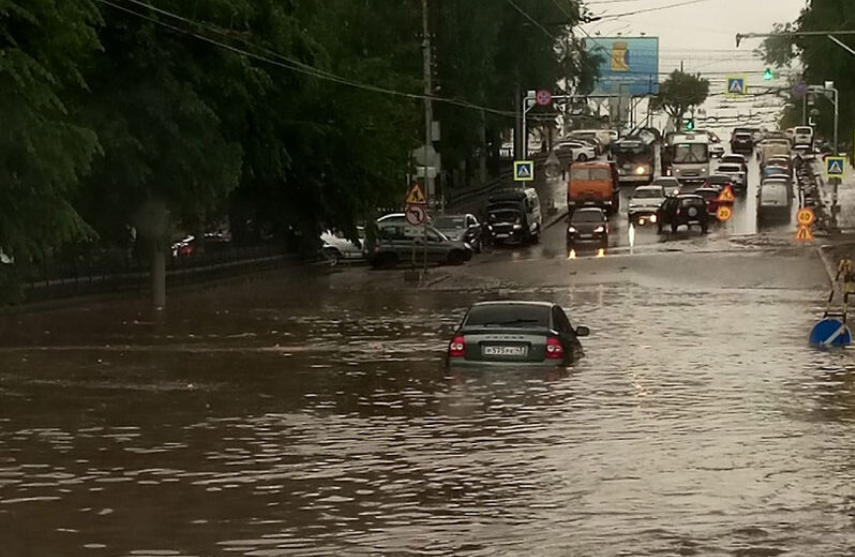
left=446, top=301, right=589, bottom=367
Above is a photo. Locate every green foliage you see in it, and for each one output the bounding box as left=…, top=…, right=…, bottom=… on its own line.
left=3, top=0, right=584, bottom=270
left=763, top=2, right=855, bottom=142
left=0, top=0, right=101, bottom=259
left=649, top=70, right=710, bottom=128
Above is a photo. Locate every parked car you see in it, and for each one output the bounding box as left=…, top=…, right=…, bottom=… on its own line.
left=628, top=185, right=667, bottom=225
left=433, top=214, right=483, bottom=253
left=553, top=140, right=596, bottom=162
left=566, top=207, right=609, bottom=250
left=321, top=227, right=365, bottom=263
left=446, top=301, right=589, bottom=367
left=657, top=194, right=710, bottom=234
left=651, top=176, right=682, bottom=197
left=367, top=221, right=472, bottom=268
left=485, top=187, right=543, bottom=245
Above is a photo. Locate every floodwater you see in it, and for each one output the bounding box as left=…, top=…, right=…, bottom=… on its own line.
left=1, top=263, right=854, bottom=556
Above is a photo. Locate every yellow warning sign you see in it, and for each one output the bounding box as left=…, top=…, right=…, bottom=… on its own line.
left=717, top=185, right=735, bottom=203
left=795, top=225, right=814, bottom=241
left=406, top=183, right=426, bottom=205
left=717, top=205, right=732, bottom=222
left=796, top=207, right=816, bottom=227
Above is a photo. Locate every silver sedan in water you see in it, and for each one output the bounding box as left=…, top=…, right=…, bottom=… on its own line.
left=446, top=301, right=589, bottom=367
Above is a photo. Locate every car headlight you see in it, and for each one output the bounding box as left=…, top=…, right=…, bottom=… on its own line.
left=635, top=165, right=647, bottom=175
left=513, top=224, right=523, bottom=230
left=594, top=225, right=606, bottom=233
left=568, top=226, right=577, bottom=233
left=650, top=215, right=658, bottom=223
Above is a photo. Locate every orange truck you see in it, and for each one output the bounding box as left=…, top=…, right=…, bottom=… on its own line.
left=567, top=161, right=620, bottom=216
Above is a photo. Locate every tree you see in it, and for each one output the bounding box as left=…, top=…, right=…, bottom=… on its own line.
left=649, top=70, right=710, bottom=130
left=761, top=1, right=855, bottom=146
left=0, top=0, right=101, bottom=259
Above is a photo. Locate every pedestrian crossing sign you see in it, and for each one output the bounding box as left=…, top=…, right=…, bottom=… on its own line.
left=826, top=156, right=846, bottom=179
left=726, top=76, right=747, bottom=96
left=514, top=160, right=534, bottom=182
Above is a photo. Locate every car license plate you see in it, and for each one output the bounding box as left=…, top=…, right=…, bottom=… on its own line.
left=483, top=345, right=527, bottom=357
left=495, top=233, right=509, bottom=239
left=580, top=233, right=593, bottom=239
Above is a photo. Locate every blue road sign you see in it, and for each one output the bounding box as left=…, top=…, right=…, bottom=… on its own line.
left=514, top=160, right=534, bottom=182
left=726, top=76, right=746, bottom=96
left=826, top=156, right=845, bottom=179
left=809, top=318, right=852, bottom=348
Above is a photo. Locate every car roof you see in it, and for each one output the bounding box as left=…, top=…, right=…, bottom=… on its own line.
left=676, top=194, right=704, bottom=200
left=722, top=154, right=746, bottom=160
left=470, top=301, right=555, bottom=309
left=634, top=185, right=663, bottom=191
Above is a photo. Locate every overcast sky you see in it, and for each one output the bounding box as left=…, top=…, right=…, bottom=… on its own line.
left=581, top=0, right=807, bottom=75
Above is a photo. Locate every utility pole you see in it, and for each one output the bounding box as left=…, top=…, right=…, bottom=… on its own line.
left=421, top=0, right=434, bottom=210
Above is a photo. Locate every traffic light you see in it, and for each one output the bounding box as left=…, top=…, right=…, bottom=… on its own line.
left=764, top=68, right=773, bottom=81
left=684, top=119, right=695, bottom=131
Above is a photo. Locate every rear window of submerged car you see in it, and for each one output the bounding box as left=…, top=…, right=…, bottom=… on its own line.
left=465, top=305, right=550, bottom=328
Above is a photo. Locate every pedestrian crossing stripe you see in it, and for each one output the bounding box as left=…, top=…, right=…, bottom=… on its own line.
left=514, top=160, right=534, bottom=181
left=795, top=225, right=814, bottom=241
left=406, top=183, right=427, bottom=204
left=826, top=157, right=845, bottom=177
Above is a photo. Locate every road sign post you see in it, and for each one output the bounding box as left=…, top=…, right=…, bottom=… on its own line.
left=716, top=205, right=733, bottom=222
left=535, top=89, right=553, bottom=106
left=810, top=318, right=852, bottom=347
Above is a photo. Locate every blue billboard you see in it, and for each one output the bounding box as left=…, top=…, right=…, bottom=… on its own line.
left=584, top=37, right=659, bottom=96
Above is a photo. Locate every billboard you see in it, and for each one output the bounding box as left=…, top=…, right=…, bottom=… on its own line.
left=584, top=37, right=659, bottom=96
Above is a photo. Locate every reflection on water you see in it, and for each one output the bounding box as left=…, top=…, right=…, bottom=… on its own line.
left=1, top=282, right=855, bottom=556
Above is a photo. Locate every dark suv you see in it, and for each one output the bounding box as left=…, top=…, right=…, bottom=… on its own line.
left=730, top=132, right=753, bottom=155
left=657, top=194, right=709, bottom=234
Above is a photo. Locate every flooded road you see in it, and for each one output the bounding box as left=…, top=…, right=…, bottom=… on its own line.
left=2, top=254, right=855, bottom=556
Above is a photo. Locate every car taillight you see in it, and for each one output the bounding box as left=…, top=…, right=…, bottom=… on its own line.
left=546, top=337, right=564, bottom=359
left=448, top=336, right=465, bottom=358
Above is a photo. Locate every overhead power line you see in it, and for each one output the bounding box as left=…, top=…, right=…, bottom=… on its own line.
left=503, top=0, right=558, bottom=39
left=95, top=0, right=517, bottom=117
left=596, top=0, right=714, bottom=20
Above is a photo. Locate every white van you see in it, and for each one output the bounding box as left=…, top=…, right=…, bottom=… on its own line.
left=793, top=126, right=814, bottom=148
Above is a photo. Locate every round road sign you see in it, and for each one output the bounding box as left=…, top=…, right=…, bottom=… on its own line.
left=405, top=204, right=427, bottom=226
left=717, top=205, right=733, bottom=222
left=796, top=207, right=816, bottom=227
left=535, top=89, right=553, bottom=106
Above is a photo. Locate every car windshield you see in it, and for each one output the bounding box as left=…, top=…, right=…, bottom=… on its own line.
left=489, top=209, right=522, bottom=222
left=673, top=143, right=708, bottom=163
left=571, top=211, right=604, bottom=223
left=434, top=216, right=466, bottom=229
left=795, top=127, right=812, bottom=134
left=465, top=305, right=550, bottom=328
left=633, top=188, right=662, bottom=199
left=696, top=189, right=717, bottom=199
left=571, top=167, right=611, bottom=180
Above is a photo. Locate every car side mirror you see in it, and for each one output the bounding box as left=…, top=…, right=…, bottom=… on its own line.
left=575, top=326, right=590, bottom=337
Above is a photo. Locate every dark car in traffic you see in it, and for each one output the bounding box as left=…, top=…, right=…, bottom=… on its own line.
left=731, top=132, right=754, bottom=155
left=434, top=214, right=483, bottom=253
left=566, top=207, right=609, bottom=250
left=446, top=301, right=589, bottom=367
left=657, top=194, right=710, bottom=234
